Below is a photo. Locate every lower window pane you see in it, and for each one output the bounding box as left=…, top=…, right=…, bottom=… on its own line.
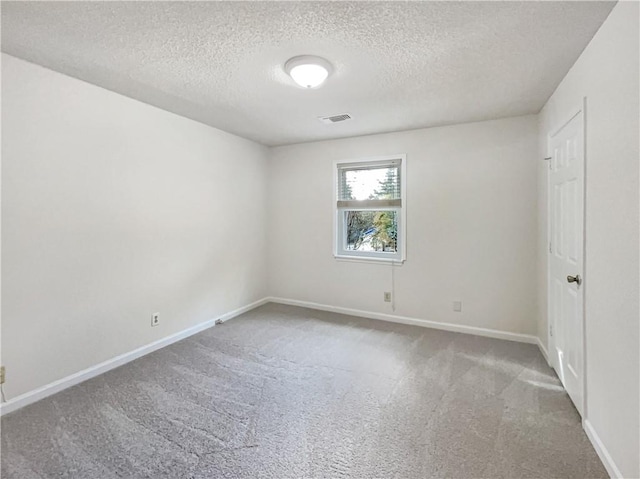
left=344, top=210, right=398, bottom=253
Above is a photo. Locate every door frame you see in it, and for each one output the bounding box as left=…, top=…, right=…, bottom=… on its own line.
left=546, top=97, right=588, bottom=416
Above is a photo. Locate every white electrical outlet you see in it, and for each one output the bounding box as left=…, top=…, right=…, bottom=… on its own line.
left=384, top=292, right=392, bottom=302
left=453, top=301, right=462, bottom=312
left=151, top=312, right=160, bottom=327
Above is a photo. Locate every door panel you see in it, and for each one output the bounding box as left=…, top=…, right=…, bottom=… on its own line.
left=549, top=107, right=585, bottom=415
left=553, top=184, right=563, bottom=257
left=564, top=178, right=578, bottom=263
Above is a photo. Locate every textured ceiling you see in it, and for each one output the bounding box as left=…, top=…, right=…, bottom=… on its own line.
left=2, top=1, right=615, bottom=146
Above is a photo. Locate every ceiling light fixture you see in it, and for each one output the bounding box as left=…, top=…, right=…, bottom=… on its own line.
left=285, top=55, right=332, bottom=89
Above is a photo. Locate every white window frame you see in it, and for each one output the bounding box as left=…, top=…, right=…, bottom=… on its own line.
left=333, top=154, right=407, bottom=263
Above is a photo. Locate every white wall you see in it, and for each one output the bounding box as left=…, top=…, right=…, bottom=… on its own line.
left=268, top=115, right=538, bottom=336
left=1, top=54, right=269, bottom=399
left=537, top=2, right=639, bottom=477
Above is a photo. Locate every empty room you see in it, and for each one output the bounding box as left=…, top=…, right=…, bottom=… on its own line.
left=1, top=1, right=638, bottom=478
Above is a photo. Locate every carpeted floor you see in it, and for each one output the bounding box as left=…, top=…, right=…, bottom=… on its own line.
left=1, top=303, right=606, bottom=478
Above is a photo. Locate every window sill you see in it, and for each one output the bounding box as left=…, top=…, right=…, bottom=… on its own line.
left=334, top=254, right=405, bottom=265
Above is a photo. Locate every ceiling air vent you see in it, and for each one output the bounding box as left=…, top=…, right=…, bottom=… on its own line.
left=318, top=113, right=352, bottom=124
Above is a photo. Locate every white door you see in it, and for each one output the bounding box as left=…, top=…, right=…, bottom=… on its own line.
left=548, top=106, right=585, bottom=415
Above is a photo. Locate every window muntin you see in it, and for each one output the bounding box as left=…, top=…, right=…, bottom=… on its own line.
left=334, top=156, right=405, bottom=262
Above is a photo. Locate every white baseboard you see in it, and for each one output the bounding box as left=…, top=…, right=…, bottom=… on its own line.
left=0, top=297, right=269, bottom=416
left=583, top=419, right=623, bottom=478
left=536, top=337, right=552, bottom=367
left=266, top=297, right=538, bottom=345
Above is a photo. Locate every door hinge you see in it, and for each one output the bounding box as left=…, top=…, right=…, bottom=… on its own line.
left=550, top=324, right=553, bottom=337
left=549, top=242, right=552, bottom=254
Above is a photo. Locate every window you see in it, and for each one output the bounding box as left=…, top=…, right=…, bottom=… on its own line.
left=334, top=155, right=406, bottom=262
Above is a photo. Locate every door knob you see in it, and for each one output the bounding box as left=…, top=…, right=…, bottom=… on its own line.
left=567, top=274, right=582, bottom=286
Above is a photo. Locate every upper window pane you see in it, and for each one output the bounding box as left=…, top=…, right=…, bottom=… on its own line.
left=338, top=165, right=400, bottom=201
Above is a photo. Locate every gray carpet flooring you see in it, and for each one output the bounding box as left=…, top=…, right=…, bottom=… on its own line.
left=1, top=303, right=606, bottom=478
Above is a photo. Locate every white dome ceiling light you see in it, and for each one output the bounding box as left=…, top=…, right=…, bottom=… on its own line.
left=285, top=55, right=332, bottom=89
